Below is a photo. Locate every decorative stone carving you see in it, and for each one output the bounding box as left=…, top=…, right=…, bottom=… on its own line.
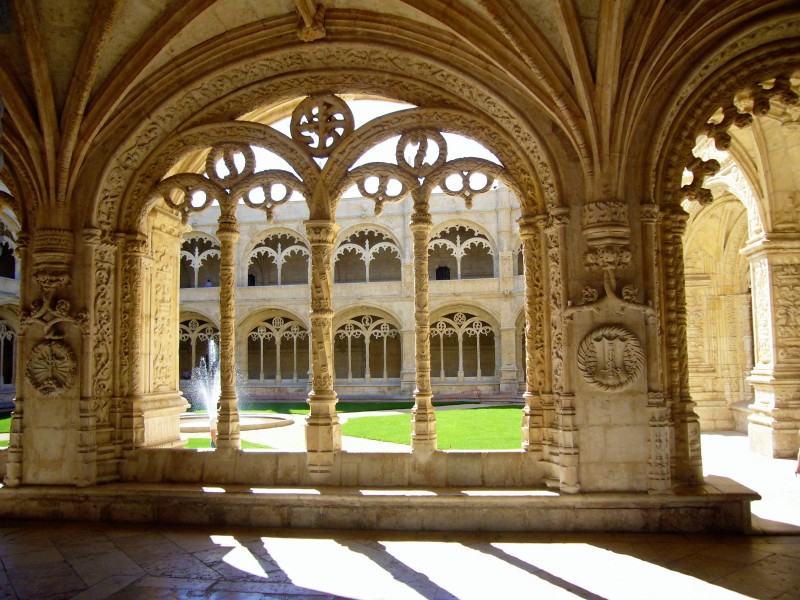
left=25, top=340, right=78, bottom=397
left=291, top=94, right=354, bottom=158
left=582, top=201, right=631, bottom=291
left=296, top=3, right=326, bottom=42
left=621, top=284, right=638, bottom=303
left=577, top=326, right=645, bottom=392
left=582, top=285, right=599, bottom=304
left=752, top=257, right=773, bottom=365
left=681, top=156, right=721, bottom=206
left=773, top=264, right=800, bottom=362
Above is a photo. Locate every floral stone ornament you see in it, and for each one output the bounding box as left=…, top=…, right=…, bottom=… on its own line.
left=25, top=339, right=78, bottom=397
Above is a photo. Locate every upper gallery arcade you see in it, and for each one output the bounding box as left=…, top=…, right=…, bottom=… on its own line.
left=0, top=0, right=798, bottom=532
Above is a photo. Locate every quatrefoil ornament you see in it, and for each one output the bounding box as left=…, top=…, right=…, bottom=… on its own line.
left=291, top=94, right=354, bottom=158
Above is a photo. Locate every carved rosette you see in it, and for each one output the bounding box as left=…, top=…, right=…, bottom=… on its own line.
left=577, top=326, right=645, bottom=391
left=25, top=340, right=78, bottom=397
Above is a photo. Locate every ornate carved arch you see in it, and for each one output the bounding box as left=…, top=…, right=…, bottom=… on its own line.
left=652, top=41, right=800, bottom=211
left=87, top=38, right=560, bottom=235
left=124, top=122, right=320, bottom=232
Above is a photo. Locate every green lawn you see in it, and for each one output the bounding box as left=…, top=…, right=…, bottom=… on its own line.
left=342, top=406, right=523, bottom=450
left=0, top=417, right=9, bottom=434
left=184, top=437, right=272, bottom=449
left=189, top=400, right=471, bottom=415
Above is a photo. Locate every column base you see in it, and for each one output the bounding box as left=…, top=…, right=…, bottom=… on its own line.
left=748, top=380, right=800, bottom=458
left=411, top=390, right=436, bottom=452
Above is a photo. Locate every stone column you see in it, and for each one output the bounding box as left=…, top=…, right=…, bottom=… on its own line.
left=641, top=205, right=671, bottom=490
left=662, top=208, right=704, bottom=484
left=215, top=212, right=241, bottom=450
left=76, top=228, right=100, bottom=486
left=121, top=233, right=149, bottom=451
left=410, top=192, right=436, bottom=453
left=518, top=216, right=547, bottom=454
left=304, top=220, right=341, bottom=472
left=743, top=234, right=800, bottom=458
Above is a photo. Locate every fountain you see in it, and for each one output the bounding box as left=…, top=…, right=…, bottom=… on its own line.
left=181, top=338, right=292, bottom=447
left=191, top=339, right=221, bottom=446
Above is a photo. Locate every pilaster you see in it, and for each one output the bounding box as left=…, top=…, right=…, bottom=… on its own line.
left=742, top=233, right=800, bottom=458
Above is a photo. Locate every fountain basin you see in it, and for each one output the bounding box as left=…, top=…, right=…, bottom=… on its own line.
left=179, top=413, right=293, bottom=434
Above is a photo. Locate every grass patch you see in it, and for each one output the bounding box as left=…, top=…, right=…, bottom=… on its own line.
left=184, top=437, right=272, bottom=449
left=0, top=417, right=9, bottom=434
left=0, top=440, right=7, bottom=448
left=189, top=401, right=471, bottom=416
left=342, top=406, right=522, bottom=450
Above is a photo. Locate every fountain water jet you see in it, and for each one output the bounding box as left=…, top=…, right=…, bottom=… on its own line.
left=183, top=338, right=291, bottom=447
left=190, top=338, right=220, bottom=446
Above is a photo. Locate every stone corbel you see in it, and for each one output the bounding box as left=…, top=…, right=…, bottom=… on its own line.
left=296, top=1, right=326, bottom=42
left=582, top=200, right=632, bottom=296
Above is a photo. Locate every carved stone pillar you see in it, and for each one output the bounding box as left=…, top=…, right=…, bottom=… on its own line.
left=545, top=208, right=578, bottom=492
left=121, top=233, right=149, bottom=451
left=410, top=201, right=436, bottom=453
left=304, top=220, right=340, bottom=472
left=18, top=229, right=86, bottom=485
left=641, top=205, right=671, bottom=490
left=662, top=209, right=704, bottom=484
left=742, top=234, right=800, bottom=458
left=518, top=216, right=547, bottom=454
left=86, top=229, right=120, bottom=481
left=215, top=213, right=241, bottom=450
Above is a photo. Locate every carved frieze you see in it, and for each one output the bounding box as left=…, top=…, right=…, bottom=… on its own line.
left=577, top=325, right=645, bottom=392
left=773, top=264, right=800, bottom=362
left=752, top=257, right=773, bottom=364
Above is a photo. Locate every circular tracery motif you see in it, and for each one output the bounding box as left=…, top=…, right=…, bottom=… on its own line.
left=25, top=340, right=78, bottom=397
left=395, top=129, right=447, bottom=177
left=205, top=142, right=256, bottom=188
left=291, top=94, right=354, bottom=157
left=577, top=325, right=645, bottom=392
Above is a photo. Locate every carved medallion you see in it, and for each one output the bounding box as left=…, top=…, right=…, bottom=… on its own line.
left=25, top=340, right=78, bottom=397
left=577, top=326, right=644, bottom=391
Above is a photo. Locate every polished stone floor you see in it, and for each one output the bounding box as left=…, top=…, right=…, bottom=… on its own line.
left=0, top=430, right=797, bottom=599
left=0, top=521, right=799, bottom=599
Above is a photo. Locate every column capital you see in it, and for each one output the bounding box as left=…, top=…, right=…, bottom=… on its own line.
left=304, top=220, right=338, bottom=243
left=741, top=232, right=800, bottom=259
left=640, top=203, right=661, bottom=224
left=517, top=214, right=547, bottom=237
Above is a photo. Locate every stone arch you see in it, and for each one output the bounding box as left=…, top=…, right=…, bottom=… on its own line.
left=333, top=224, right=402, bottom=285
left=244, top=227, right=310, bottom=287
left=85, top=35, right=562, bottom=236
left=239, top=307, right=310, bottom=385
left=332, top=306, right=402, bottom=384
left=178, top=314, right=220, bottom=381
left=429, top=305, right=499, bottom=382
left=651, top=44, right=800, bottom=211
left=428, top=220, right=496, bottom=281
left=180, top=231, right=221, bottom=288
